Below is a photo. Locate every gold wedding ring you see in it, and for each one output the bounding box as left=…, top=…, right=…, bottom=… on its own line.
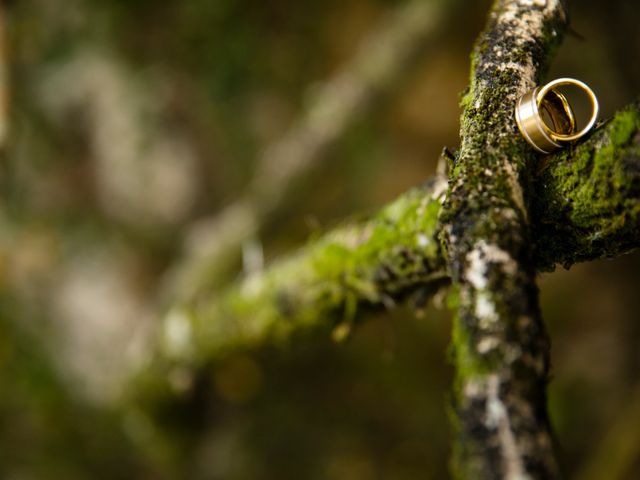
left=515, top=78, right=599, bottom=154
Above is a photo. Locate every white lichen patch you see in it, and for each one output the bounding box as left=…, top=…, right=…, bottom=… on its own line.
left=416, top=233, right=431, bottom=248
left=486, top=374, right=530, bottom=480
left=467, top=249, right=490, bottom=290
left=466, top=240, right=518, bottom=290
left=476, top=291, right=498, bottom=327
left=518, top=0, right=548, bottom=7
left=463, top=378, right=484, bottom=398
left=477, top=335, right=500, bottom=354
left=463, top=373, right=531, bottom=480
left=505, top=0, right=561, bottom=22
left=466, top=241, right=519, bottom=327
left=485, top=375, right=506, bottom=429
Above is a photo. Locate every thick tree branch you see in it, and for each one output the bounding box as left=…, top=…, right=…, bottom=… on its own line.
left=440, top=1, right=568, bottom=478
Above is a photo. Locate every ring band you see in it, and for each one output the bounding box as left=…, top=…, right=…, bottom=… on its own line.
left=515, top=77, right=599, bottom=154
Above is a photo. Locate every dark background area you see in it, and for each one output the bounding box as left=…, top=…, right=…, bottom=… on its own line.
left=1, top=0, right=639, bottom=478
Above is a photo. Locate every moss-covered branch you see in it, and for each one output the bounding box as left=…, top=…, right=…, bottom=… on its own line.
left=153, top=176, right=449, bottom=371
left=130, top=100, right=640, bottom=420
left=126, top=179, right=451, bottom=461
left=440, top=0, right=568, bottom=478
left=532, top=99, right=640, bottom=270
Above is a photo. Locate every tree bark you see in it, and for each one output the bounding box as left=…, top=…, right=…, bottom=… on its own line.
left=440, top=0, right=568, bottom=477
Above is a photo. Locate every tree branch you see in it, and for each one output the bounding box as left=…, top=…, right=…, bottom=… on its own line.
left=150, top=176, right=450, bottom=372
left=439, top=0, right=568, bottom=477
left=131, top=100, right=640, bottom=424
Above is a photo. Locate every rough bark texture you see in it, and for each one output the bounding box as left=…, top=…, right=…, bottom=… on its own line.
left=439, top=1, right=567, bottom=478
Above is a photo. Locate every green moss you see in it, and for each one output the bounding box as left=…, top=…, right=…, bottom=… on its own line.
left=532, top=101, right=640, bottom=268
left=147, top=183, right=449, bottom=375
left=451, top=313, right=479, bottom=387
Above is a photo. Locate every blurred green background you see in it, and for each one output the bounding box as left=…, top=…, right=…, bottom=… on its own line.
left=1, top=0, right=639, bottom=478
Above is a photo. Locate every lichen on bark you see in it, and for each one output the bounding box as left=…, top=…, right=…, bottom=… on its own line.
left=440, top=0, right=568, bottom=478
